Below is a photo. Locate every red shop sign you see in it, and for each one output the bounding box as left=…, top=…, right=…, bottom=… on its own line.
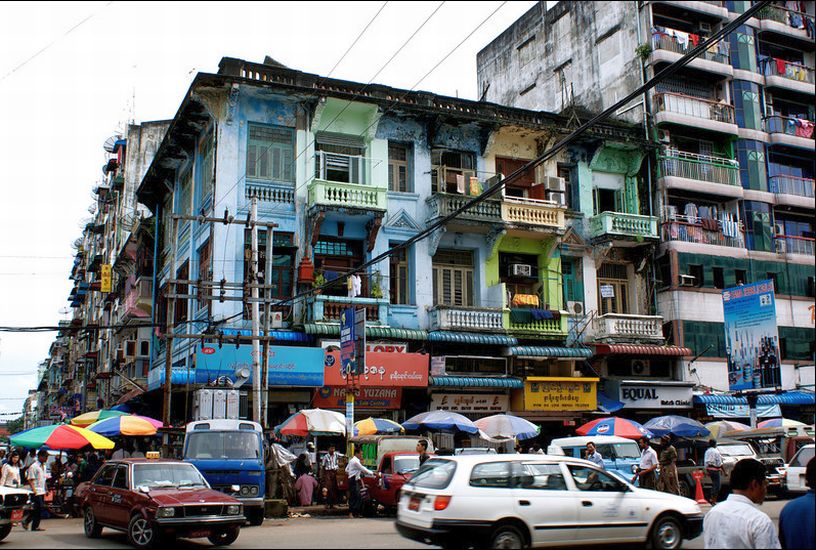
left=312, top=386, right=402, bottom=410
left=324, top=351, right=428, bottom=387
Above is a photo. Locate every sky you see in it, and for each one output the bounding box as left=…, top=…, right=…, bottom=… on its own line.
left=0, top=1, right=541, bottom=418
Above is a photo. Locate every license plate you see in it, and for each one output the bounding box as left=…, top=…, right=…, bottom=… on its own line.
left=408, top=497, right=421, bottom=512
left=187, top=530, right=211, bottom=539
left=11, top=510, right=23, bottom=522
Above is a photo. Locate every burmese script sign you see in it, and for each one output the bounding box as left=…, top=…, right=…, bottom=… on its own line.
left=430, top=393, right=509, bottom=413
left=522, top=377, right=599, bottom=411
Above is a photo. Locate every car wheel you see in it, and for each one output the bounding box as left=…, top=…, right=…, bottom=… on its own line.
left=247, top=507, right=264, bottom=526
left=0, top=524, right=12, bottom=542
left=208, top=526, right=240, bottom=546
left=649, top=515, right=682, bottom=550
left=84, top=507, right=102, bottom=538
left=128, top=514, right=157, bottom=549
left=490, top=524, right=526, bottom=549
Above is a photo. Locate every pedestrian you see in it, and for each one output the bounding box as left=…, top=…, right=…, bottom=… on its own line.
left=82, top=452, right=100, bottom=483
left=585, top=442, right=605, bottom=469
left=0, top=451, right=22, bottom=488
left=704, top=439, right=724, bottom=504
left=22, top=449, right=49, bottom=532
left=704, top=458, right=780, bottom=549
left=632, top=437, right=658, bottom=489
left=294, top=453, right=310, bottom=478
left=294, top=466, right=319, bottom=506
left=306, top=442, right=316, bottom=468
left=0, top=448, right=6, bottom=465
left=514, top=444, right=522, bottom=454
left=345, top=447, right=377, bottom=519
left=416, top=439, right=430, bottom=465
left=111, top=441, right=130, bottom=460
left=779, top=458, right=815, bottom=550
left=657, top=435, right=680, bottom=495
left=130, top=442, right=145, bottom=459
left=321, top=444, right=341, bottom=509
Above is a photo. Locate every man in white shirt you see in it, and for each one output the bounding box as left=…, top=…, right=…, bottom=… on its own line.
left=704, top=439, right=724, bottom=504
left=632, top=437, right=658, bottom=489
left=23, top=449, right=49, bottom=531
left=345, top=447, right=377, bottom=518
left=704, top=458, right=780, bottom=549
left=321, top=444, right=342, bottom=509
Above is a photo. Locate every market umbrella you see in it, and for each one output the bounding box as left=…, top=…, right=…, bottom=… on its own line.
left=757, top=418, right=807, bottom=429
left=274, top=408, right=346, bottom=437
left=402, top=410, right=479, bottom=434
left=643, top=415, right=711, bottom=438
left=70, top=409, right=129, bottom=428
left=576, top=417, right=653, bottom=440
left=474, top=414, right=540, bottom=441
left=353, top=417, right=404, bottom=436
left=10, top=424, right=115, bottom=450
left=87, top=415, right=162, bottom=437
left=705, top=420, right=750, bottom=439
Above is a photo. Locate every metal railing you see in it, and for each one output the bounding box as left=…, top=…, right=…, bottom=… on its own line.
left=757, top=3, right=816, bottom=32
left=762, top=57, right=815, bottom=84
left=764, top=115, right=816, bottom=139
left=661, top=215, right=745, bottom=248
left=769, top=174, right=815, bottom=199
left=429, top=306, right=504, bottom=332
left=775, top=235, right=815, bottom=256
left=659, top=150, right=740, bottom=186
left=651, top=30, right=730, bottom=64
left=653, top=91, right=736, bottom=124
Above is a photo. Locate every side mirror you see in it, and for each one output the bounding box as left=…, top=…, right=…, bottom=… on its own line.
left=137, top=485, right=151, bottom=494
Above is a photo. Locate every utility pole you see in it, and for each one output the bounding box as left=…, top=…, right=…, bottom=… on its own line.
left=261, top=225, right=273, bottom=428
left=249, top=197, right=261, bottom=424
left=162, top=215, right=179, bottom=428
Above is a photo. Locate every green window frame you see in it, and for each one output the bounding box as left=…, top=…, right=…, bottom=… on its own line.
left=246, top=124, right=295, bottom=183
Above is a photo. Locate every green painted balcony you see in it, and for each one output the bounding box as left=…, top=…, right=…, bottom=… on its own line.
left=504, top=310, right=568, bottom=338
left=308, top=179, right=387, bottom=211
left=589, top=212, right=659, bottom=243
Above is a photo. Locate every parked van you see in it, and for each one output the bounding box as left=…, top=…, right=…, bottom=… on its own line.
left=547, top=435, right=640, bottom=482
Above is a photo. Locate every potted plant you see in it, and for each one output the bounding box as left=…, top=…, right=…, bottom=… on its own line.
left=312, top=272, right=326, bottom=294
left=370, top=271, right=384, bottom=299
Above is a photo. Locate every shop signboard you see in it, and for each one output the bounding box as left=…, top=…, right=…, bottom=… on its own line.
left=192, top=344, right=324, bottom=386
left=313, top=386, right=402, bottom=409
left=705, top=403, right=782, bottom=419
left=324, top=350, right=428, bottom=387
left=430, top=356, right=446, bottom=377
left=608, top=381, right=693, bottom=409
left=722, top=280, right=782, bottom=391
left=518, top=377, right=599, bottom=411
left=430, top=393, right=509, bottom=413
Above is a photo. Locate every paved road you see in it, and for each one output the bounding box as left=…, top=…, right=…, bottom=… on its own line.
left=0, top=498, right=792, bottom=549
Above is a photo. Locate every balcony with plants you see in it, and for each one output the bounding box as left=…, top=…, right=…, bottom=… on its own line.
left=306, top=270, right=389, bottom=325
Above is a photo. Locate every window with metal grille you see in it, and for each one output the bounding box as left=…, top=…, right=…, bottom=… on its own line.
left=246, top=124, right=295, bottom=183
left=388, top=143, right=412, bottom=192
left=432, top=250, right=474, bottom=307
left=243, top=230, right=295, bottom=300
left=597, top=263, right=628, bottom=315
left=315, top=133, right=365, bottom=184
left=389, top=243, right=410, bottom=305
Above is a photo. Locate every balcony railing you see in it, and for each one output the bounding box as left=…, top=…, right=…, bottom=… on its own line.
left=308, top=179, right=386, bottom=210
left=661, top=216, right=745, bottom=248
left=309, top=295, right=389, bottom=324
left=429, top=306, right=504, bottom=332
left=651, top=28, right=730, bottom=64
left=245, top=182, right=295, bottom=204
left=764, top=115, right=815, bottom=140
left=501, top=197, right=565, bottom=229
left=761, top=57, right=815, bottom=84
left=593, top=314, right=664, bottom=343
left=590, top=212, right=659, bottom=240
left=505, top=311, right=568, bottom=337
left=653, top=92, right=736, bottom=124
left=659, top=150, right=740, bottom=186
left=769, top=174, right=815, bottom=199
left=775, top=235, right=816, bottom=256
left=757, top=3, right=815, bottom=32
left=427, top=193, right=503, bottom=224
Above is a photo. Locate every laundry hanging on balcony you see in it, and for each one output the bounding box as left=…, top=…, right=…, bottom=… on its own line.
left=347, top=274, right=362, bottom=298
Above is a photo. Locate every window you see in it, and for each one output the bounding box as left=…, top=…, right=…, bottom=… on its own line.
left=243, top=231, right=295, bottom=301
left=432, top=250, right=474, bottom=307
left=112, top=465, right=129, bottom=490
left=597, top=263, right=629, bottom=315
left=162, top=195, right=173, bottom=250
left=388, top=143, right=412, bottom=192
left=389, top=243, right=410, bottom=305
left=469, top=462, right=512, bottom=488
left=184, top=432, right=261, bottom=460
left=713, top=267, right=724, bottom=289
left=735, top=269, right=747, bottom=285
left=767, top=272, right=777, bottom=291
left=808, top=277, right=815, bottom=298
left=93, top=465, right=117, bottom=486
left=791, top=446, right=815, bottom=468
left=178, top=169, right=192, bottom=215
left=174, top=262, right=189, bottom=326
left=496, top=157, right=536, bottom=197
left=140, top=341, right=149, bottom=357
left=431, top=149, right=476, bottom=194
left=514, top=463, right=568, bottom=490
left=558, top=164, right=575, bottom=210
left=315, top=132, right=366, bottom=184
left=411, top=459, right=457, bottom=489
left=689, top=264, right=704, bottom=287
left=199, top=133, right=214, bottom=201
left=592, top=172, right=624, bottom=215
left=197, top=241, right=212, bottom=312
left=246, top=124, right=295, bottom=183
left=567, top=465, right=626, bottom=492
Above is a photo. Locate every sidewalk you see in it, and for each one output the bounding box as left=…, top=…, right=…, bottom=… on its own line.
left=287, top=504, right=351, bottom=518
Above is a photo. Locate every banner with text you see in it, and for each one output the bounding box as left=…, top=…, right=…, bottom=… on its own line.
left=519, top=377, right=599, bottom=411
left=430, top=393, right=509, bottom=413
left=325, top=350, right=428, bottom=387
left=313, top=386, right=402, bottom=409
left=705, top=403, right=782, bottom=419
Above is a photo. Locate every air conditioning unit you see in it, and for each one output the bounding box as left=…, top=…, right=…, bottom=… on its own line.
left=545, top=176, right=566, bottom=206
left=262, top=310, right=284, bottom=329
left=775, top=239, right=786, bottom=254
left=566, top=301, right=585, bottom=315
left=773, top=223, right=785, bottom=236
left=658, top=129, right=671, bottom=143
left=698, top=21, right=712, bottom=33
left=631, top=359, right=651, bottom=376
left=510, top=263, right=533, bottom=277
left=679, top=274, right=696, bottom=287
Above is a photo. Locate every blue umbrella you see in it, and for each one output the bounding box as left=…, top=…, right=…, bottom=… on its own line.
left=643, top=415, right=711, bottom=438
left=403, top=410, right=479, bottom=434
left=475, top=414, right=540, bottom=441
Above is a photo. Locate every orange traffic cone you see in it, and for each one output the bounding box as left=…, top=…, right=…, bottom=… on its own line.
left=692, top=470, right=709, bottom=505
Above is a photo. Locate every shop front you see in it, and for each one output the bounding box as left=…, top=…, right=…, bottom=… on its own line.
left=603, top=379, right=695, bottom=422
left=512, top=377, right=600, bottom=441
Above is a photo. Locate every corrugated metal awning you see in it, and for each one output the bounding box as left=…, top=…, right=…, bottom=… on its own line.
left=593, top=344, right=692, bottom=356
left=428, top=332, right=518, bottom=346
left=693, top=391, right=815, bottom=406
left=303, top=324, right=427, bottom=340
left=429, top=376, right=524, bottom=389
left=220, top=328, right=311, bottom=343
left=507, top=346, right=593, bottom=358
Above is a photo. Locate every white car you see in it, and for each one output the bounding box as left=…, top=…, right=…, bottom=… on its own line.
left=0, top=485, right=31, bottom=541
left=784, top=443, right=814, bottom=494
left=396, top=454, right=704, bottom=549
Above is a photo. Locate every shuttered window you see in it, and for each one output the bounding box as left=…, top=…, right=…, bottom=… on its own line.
left=246, top=124, right=295, bottom=183
left=388, top=143, right=412, bottom=192
left=315, top=132, right=366, bottom=184
left=390, top=244, right=410, bottom=305
left=597, top=263, right=629, bottom=315
left=432, top=250, right=474, bottom=307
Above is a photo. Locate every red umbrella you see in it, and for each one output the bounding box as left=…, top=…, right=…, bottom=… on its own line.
left=576, top=417, right=654, bottom=440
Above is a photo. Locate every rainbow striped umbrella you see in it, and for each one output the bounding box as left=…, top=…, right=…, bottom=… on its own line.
left=705, top=420, right=750, bottom=439
left=70, top=409, right=129, bottom=428
left=88, top=415, right=163, bottom=437
left=576, top=417, right=654, bottom=440
left=10, top=424, right=115, bottom=450
left=757, top=418, right=807, bottom=429
left=354, top=417, right=404, bottom=436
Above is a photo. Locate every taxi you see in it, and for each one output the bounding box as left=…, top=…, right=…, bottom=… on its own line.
left=76, top=453, right=244, bottom=548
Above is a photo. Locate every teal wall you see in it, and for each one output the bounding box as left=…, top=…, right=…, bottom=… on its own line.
left=683, top=321, right=813, bottom=361
left=676, top=253, right=815, bottom=297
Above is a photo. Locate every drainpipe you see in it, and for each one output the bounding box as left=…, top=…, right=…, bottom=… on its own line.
left=149, top=202, right=160, bottom=375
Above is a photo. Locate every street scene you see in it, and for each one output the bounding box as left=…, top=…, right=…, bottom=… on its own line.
left=1, top=0, right=814, bottom=548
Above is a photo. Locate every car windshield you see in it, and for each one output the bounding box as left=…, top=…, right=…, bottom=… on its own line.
left=720, top=444, right=754, bottom=457
left=185, top=431, right=261, bottom=460
left=394, top=456, right=420, bottom=474
left=792, top=446, right=815, bottom=467
left=409, top=459, right=456, bottom=489
left=133, top=464, right=209, bottom=489
left=611, top=443, right=641, bottom=459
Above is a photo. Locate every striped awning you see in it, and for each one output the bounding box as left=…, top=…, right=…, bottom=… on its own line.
left=303, top=324, right=427, bottom=340
left=694, top=391, right=816, bottom=406
left=428, top=332, right=518, bottom=346
left=429, top=376, right=524, bottom=389
left=220, top=328, right=311, bottom=343
left=507, top=346, right=593, bottom=358
left=593, top=344, right=692, bottom=356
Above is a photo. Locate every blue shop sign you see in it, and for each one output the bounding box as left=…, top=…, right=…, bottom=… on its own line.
left=195, top=344, right=324, bottom=387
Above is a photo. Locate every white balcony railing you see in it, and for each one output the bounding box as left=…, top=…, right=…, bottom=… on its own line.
left=653, top=92, right=735, bottom=124
left=501, top=197, right=565, bottom=229
left=429, top=306, right=504, bottom=332
left=593, top=314, right=665, bottom=343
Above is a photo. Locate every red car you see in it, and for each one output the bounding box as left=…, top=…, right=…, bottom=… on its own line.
left=76, top=457, right=244, bottom=549
left=363, top=452, right=424, bottom=511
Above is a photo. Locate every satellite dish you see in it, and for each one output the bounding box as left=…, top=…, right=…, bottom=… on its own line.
left=103, top=135, right=120, bottom=153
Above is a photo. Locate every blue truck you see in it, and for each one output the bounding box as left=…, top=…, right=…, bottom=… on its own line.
left=547, top=435, right=642, bottom=483
left=183, top=419, right=266, bottom=526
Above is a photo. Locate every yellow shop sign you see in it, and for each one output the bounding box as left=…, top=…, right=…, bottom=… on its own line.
left=518, top=377, right=599, bottom=412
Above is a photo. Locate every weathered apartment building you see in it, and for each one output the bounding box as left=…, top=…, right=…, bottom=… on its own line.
left=478, top=0, right=815, bottom=419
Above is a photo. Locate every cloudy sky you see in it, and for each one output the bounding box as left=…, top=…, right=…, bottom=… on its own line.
left=0, top=1, right=540, bottom=418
